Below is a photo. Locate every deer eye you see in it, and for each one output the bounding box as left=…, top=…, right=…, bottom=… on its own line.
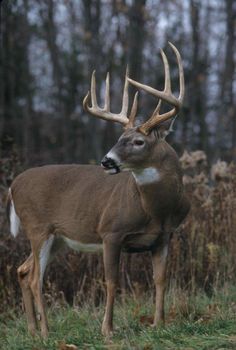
left=133, top=139, right=144, bottom=146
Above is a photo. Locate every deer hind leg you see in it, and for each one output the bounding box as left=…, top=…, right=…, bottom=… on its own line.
left=29, top=235, right=54, bottom=338
left=151, top=242, right=169, bottom=327
left=102, top=240, right=121, bottom=337
left=17, top=254, right=37, bottom=336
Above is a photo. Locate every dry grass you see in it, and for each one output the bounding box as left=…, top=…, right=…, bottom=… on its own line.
left=0, top=151, right=236, bottom=311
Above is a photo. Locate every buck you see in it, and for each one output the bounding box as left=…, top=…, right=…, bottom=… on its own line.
left=7, top=42, right=189, bottom=338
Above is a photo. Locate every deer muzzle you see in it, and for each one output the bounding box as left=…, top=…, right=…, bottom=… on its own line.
left=101, top=156, right=121, bottom=175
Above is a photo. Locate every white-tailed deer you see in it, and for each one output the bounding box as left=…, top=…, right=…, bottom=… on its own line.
left=7, top=42, right=189, bottom=338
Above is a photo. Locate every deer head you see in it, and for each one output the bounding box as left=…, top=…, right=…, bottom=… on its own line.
left=83, top=42, right=185, bottom=176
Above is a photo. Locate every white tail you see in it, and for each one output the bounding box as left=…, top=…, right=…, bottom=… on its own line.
left=8, top=188, right=21, bottom=238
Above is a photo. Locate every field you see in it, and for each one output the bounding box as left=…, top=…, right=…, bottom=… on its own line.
left=1, top=287, right=236, bottom=350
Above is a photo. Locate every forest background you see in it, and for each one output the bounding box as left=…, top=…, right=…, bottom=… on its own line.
left=0, top=0, right=235, bottom=165
left=0, top=0, right=235, bottom=314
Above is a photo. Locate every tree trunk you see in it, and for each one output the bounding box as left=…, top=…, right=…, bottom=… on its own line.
left=190, top=0, right=209, bottom=153
left=128, top=0, right=146, bottom=89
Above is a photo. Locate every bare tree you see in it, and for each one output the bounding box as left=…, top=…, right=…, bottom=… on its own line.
left=224, top=0, right=235, bottom=160
left=189, top=0, right=209, bottom=152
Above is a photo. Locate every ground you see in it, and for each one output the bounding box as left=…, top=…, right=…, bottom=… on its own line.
left=0, top=287, right=236, bottom=350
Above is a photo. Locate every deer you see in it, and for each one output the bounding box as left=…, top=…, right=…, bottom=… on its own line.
left=7, top=42, right=190, bottom=338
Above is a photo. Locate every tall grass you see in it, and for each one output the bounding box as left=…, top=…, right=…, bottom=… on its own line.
left=1, top=287, right=236, bottom=349
left=0, top=151, right=235, bottom=312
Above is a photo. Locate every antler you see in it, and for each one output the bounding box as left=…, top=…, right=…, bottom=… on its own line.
left=83, top=68, right=139, bottom=128
left=128, top=42, right=185, bottom=135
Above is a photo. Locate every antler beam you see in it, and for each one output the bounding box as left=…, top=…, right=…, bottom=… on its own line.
left=128, top=42, right=185, bottom=135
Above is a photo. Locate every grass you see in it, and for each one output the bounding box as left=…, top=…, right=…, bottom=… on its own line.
left=0, top=287, right=236, bottom=350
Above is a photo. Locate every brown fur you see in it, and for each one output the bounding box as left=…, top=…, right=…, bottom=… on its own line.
left=9, top=129, right=190, bottom=337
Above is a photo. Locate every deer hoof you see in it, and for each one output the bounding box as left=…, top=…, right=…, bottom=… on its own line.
left=101, top=324, right=113, bottom=337
left=151, top=320, right=165, bottom=329
left=41, top=328, right=49, bottom=339
left=28, top=326, right=37, bottom=337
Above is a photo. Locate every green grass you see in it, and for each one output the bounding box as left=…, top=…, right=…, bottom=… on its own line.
left=1, top=287, right=236, bottom=350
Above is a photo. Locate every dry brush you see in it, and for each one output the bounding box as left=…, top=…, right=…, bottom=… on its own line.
left=0, top=151, right=235, bottom=312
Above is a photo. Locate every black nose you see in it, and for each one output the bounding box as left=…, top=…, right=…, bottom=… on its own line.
left=101, top=156, right=116, bottom=169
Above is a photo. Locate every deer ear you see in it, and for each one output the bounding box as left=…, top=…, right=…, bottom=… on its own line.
left=156, top=116, right=177, bottom=139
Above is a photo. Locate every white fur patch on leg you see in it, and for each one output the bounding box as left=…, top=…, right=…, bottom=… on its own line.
left=39, top=235, right=54, bottom=288
left=9, top=189, right=21, bottom=238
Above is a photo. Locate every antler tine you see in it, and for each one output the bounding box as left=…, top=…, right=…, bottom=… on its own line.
left=121, top=67, right=129, bottom=116
left=91, top=70, right=98, bottom=107
left=104, top=72, right=110, bottom=111
left=152, top=99, right=162, bottom=117
left=127, top=42, right=185, bottom=135
left=160, top=48, right=171, bottom=93
left=83, top=91, right=90, bottom=112
left=125, top=91, right=139, bottom=129
left=168, top=41, right=185, bottom=102
left=83, top=69, right=139, bottom=127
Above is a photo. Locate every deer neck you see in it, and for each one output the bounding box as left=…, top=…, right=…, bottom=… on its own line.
left=132, top=167, right=181, bottom=218
left=131, top=149, right=182, bottom=217
left=132, top=141, right=170, bottom=188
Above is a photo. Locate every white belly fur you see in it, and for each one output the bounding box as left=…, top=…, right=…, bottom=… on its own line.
left=62, top=236, right=103, bottom=253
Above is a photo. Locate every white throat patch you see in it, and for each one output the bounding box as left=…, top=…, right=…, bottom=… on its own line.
left=132, top=167, right=161, bottom=185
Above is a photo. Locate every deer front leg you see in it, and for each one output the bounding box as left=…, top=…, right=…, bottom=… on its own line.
left=102, top=240, right=121, bottom=337
left=152, top=243, right=169, bottom=327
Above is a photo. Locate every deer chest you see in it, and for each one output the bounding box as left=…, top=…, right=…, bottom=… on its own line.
left=122, top=228, right=165, bottom=253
